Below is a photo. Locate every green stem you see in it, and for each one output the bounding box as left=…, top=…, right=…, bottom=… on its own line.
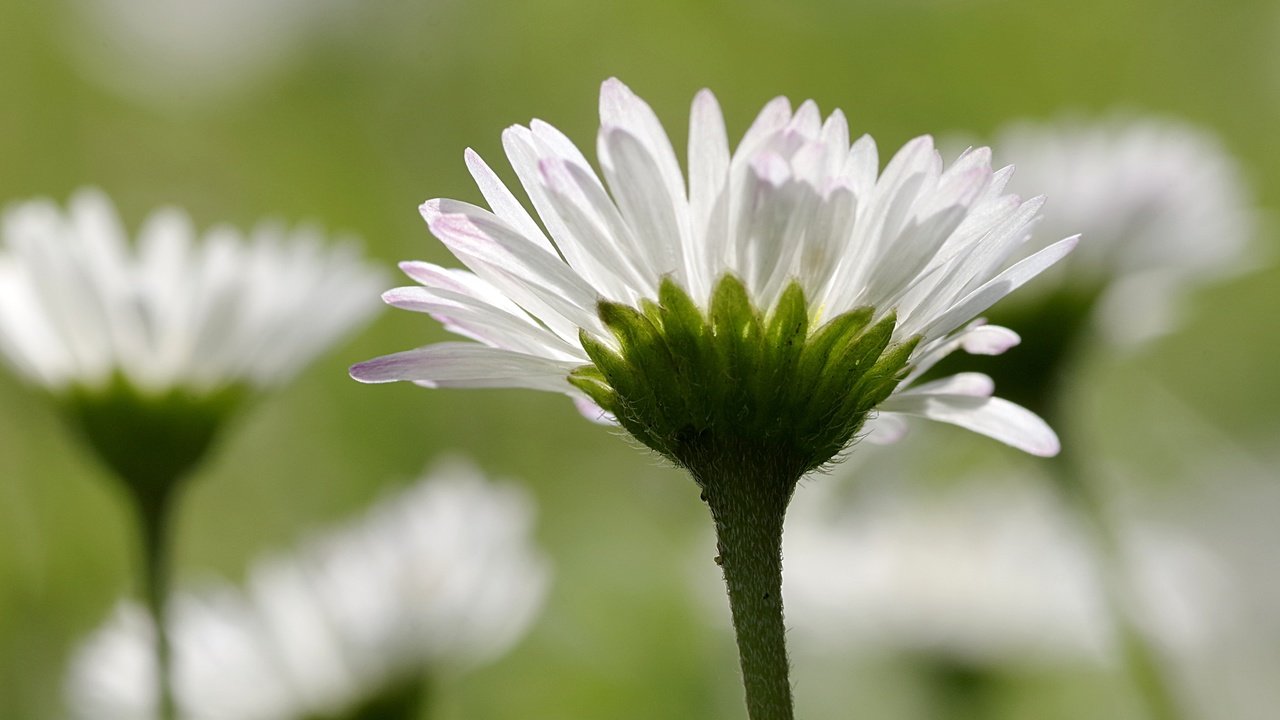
left=1048, top=448, right=1185, bottom=720
left=919, top=656, right=998, bottom=720
left=696, top=462, right=796, bottom=720
left=134, top=489, right=178, bottom=720
left=347, top=674, right=431, bottom=719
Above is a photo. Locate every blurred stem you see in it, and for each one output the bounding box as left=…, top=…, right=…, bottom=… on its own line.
left=134, top=486, right=178, bottom=720
left=995, top=299, right=1189, bottom=720
left=1047, top=433, right=1185, bottom=720
left=695, top=459, right=796, bottom=720
left=348, top=674, right=431, bottom=719
left=919, top=657, right=998, bottom=720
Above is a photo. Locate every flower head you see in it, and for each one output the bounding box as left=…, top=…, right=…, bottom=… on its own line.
left=352, top=79, right=1075, bottom=466
left=781, top=476, right=1225, bottom=667
left=0, top=189, right=384, bottom=484
left=989, top=116, right=1258, bottom=346
left=67, top=459, right=551, bottom=720
left=0, top=188, right=383, bottom=395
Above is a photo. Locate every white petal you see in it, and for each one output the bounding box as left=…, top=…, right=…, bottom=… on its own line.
left=382, top=286, right=581, bottom=361
left=500, top=125, right=609, bottom=286
left=819, top=110, right=850, bottom=174
left=573, top=396, right=617, bottom=425
left=464, top=148, right=555, bottom=255
left=422, top=200, right=604, bottom=337
left=922, top=235, right=1079, bottom=341
left=524, top=120, right=653, bottom=300
left=736, top=96, right=793, bottom=155
left=597, top=127, right=688, bottom=287
left=787, top=100, right=822, bottom=139
left=932, top=195, right=1047, bottom=299
left=879, top=392, right=1061, bottom=457
left=844, top=134, right=879, bottom=196
left=349, top=343, right=579, bottom=393
left=537, top=155, right=653, bottom=299
left=901, top=372, right=995, bottom=398
left=862, top=412, right=909, bottom=445
left=959, top=323, right=1021, bottom=354
left=688, top=88, right=730, bottom=301
left=598, top=77, right=687, bottom=213
left=398, top=260, right=524, bottom=316
left=905, top=322, right=1020, bottom=383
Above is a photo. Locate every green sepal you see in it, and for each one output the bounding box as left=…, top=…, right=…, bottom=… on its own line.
left=658, top=277, right=717, bottom=420
left=58, top=375, right=246, bottom=508
left=571, top=275, right=915, bottom=474
left=796, top=306, right=873, bottom=381
left=850, top=335, right=921, bottom=413
left=568, top=365, right=618, bottom=415
left=709, top=276, right=765, bottom=425
left=580, top=324, right=663, bottom=438
left=806, top=312, right=896, bottom=419
left=754, top=282, right=809, bottom=429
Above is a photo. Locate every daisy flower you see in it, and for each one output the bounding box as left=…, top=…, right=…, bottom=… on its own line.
left=67, top=459, right=551, bottom=720
left=64, top=0, right=332, bottom=108
left=0, top=187, right=385, bottom=484
left=352, top=78, right=1075, bottom=462
left=351, top=78, right=1075, bottom=720
left=783, top=477, right=1223, bottom=667
left=989, top=116, right=1258, bottom=347
left=349, top=76, right=1078, bottom=718
left=0, top=188, right=383, bottom=398
left=0, top=187, right=384, bottom=720
left=923, top=118, right=1258, bottom=720
left=773, top=468, right=1229, bottom=720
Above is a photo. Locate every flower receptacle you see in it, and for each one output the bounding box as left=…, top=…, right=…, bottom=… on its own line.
left=569, top=275, right=917, bottom=481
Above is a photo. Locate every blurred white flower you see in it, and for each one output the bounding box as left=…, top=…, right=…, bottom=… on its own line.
left=67, top=459, right=552, bottom=720
left=781, top=477, right=1227, bottom=667
left=61, top=0, right=345, bottom=107
left=990, top=117, right=1259, bottom=345
left=0, top=188, right=383, bottom=396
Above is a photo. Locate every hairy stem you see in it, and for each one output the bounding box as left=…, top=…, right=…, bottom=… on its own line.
left=696, top=460, right=796, bottom=720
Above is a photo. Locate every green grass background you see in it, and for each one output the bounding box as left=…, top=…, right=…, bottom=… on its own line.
left=1, top=0, right=1278, bottom=717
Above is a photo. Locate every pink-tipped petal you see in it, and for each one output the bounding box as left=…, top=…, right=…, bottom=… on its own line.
left=350, top=343, right=579, bottom=393
left=880, top=393, right=1061, bottom=457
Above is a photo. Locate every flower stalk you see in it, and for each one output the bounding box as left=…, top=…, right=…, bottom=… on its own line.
left=572, top=276, right=919, bottom=719
left=696, top=452, right=798, bottom=720
left=1048, top=445, right=1186, bottom=720
left=59, top=381, right=238, bottom=720
left=958, top=288, right=1188, bottom=720
left=133, top=484, right=179, bottom=720
left=348, top=78, right=1078, bottom=718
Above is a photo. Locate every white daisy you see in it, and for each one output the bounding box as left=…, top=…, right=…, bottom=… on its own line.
left=62, top=0, right=337, bottom=107
left=782, top=476, right=1226, bottom=667
left=67, top=459, right=552, bottom=720
left=990, top=116, right=1258, bottom=345
left=351, top=78, right=1075, bottom=461
left=0, top=188, right=384, bottom=397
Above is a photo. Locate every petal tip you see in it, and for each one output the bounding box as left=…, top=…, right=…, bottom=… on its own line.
left=348, top=361, right=382, bottom=383
left=1032, top=433, right=1062, bottom=457
left=419, top=199, right=443, bottom=222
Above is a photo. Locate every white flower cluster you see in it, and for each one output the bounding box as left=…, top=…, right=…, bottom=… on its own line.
left=782, top=477, right=1226, bottom=667
left=0, top=189, right=384, bottom=395
left=991, top=117, right=1258, bottom=344
left=67, top=460, right=551, bottom=720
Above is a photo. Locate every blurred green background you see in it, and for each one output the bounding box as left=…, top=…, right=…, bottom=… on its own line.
left=1, top=0, right=1278, bottom=718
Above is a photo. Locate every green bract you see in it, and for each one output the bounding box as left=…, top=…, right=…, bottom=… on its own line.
left=570, top=275, right=918, bottom=479
left=59, top=376, right=246, bottom=504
